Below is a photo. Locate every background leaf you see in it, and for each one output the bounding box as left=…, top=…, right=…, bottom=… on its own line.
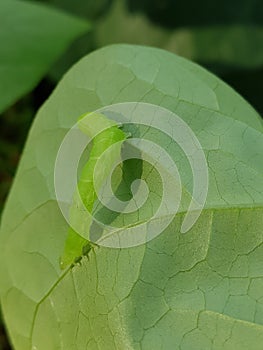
left=0, top=0, right=90, bottom=114
left=0, top=44, right=262, bottom=349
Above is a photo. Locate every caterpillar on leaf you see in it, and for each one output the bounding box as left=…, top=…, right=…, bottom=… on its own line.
left=60, top=112, right=128, bottom=269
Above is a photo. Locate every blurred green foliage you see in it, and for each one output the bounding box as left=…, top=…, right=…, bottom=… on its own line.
left=127, top=0, right=263, bottom=28
left=47, top=0, right=263, bottom=111
left=0, top=0, right=262, bottom=348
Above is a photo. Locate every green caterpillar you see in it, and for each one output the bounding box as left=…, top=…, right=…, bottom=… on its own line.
left=60, top=112, right=128, bottom=269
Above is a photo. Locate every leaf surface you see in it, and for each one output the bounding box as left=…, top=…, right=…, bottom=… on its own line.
left=0, top=44, right=262, bottom=350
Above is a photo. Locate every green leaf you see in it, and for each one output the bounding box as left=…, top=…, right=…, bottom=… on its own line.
left=0, top=44, right=263, bottom=349
left=0, top=0, right=90, bottom=114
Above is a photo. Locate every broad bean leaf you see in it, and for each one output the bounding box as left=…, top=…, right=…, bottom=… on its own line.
left=0, top=0, right=90, bottom=114
left=0, top=44, right=262, bottom=350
